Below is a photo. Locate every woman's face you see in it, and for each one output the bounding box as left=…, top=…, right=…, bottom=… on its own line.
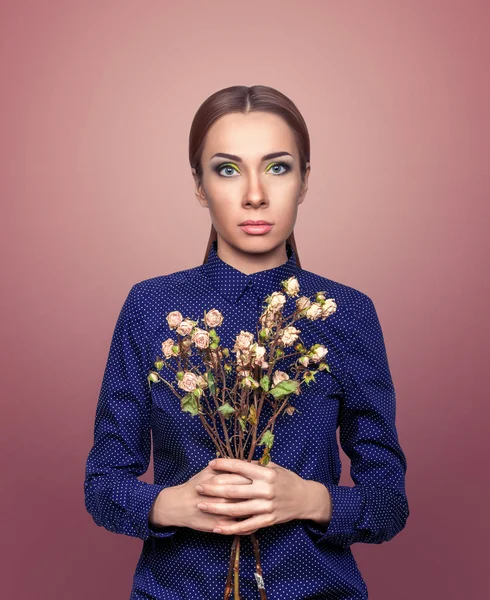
left=193, top=111, right=309, bottom=256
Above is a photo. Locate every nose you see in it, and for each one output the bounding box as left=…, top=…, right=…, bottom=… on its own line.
left=243, top=173, right=268, bottom=207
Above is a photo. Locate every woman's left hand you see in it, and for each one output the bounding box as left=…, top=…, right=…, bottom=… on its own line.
left=195, top=458, right=308, bottom=535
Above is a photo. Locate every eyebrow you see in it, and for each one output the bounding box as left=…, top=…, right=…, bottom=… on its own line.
left=210, top=151, right=294, bottom=163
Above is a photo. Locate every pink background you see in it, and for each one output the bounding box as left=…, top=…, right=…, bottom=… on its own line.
left=2, top=1, right=489, bottom=598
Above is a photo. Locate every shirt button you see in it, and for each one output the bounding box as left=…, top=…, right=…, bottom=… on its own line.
left=246, top=281, right=253, bottom=287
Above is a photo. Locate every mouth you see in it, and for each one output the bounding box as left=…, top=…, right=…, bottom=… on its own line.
left=238, top=222, right=274, bottom=235
left=239, top=220, right=273, bottom=226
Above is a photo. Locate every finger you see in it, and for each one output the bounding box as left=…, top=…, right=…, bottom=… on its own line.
left=236, top=528, right=259, bottom=536
left=213, top=513, right=272, bottom=536
left=202, top=495, right=244, bottom=505
left=211, top=473, right=254, bottom=485
left=196, top=481, right=267, bottom=500
left=209, top=458, right=274, bottom=481
left=198, top=498, right=264, bottom=517
left=196, top=476, right=253, bottom=499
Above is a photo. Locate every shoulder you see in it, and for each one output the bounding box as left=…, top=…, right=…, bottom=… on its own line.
left=126, top=265, right=206, bottom=319
left=296, top=267, right=375, bottom=323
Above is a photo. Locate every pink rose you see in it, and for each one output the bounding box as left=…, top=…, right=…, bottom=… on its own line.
left=166, top=311, right=183, bottom=329
left=178, top=371, right=198, bottom=392
left=176, top=319, right=194, bottom=336
left=192, top=328, right=210, bottom=349
left=161, top=338, right=175, bottom=359
left=234, top=330, right=254, bottom=352
left=204, top=309, right=224, bottom=328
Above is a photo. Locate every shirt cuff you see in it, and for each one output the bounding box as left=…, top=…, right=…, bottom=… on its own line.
left=304, top=483, right=363, bottom=549
left=133, top=480, right=179, bottom=540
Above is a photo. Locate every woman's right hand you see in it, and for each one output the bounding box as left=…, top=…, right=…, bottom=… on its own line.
left=152, top=462, right=259, bottom=536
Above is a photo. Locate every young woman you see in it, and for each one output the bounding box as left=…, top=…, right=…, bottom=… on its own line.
left=84, top=85, right=409, bottom=599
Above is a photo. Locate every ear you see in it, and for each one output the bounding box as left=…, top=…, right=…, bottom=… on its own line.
left=192, top=168, right=208, bottom=207
left=298, top=162, right=310, bottom=205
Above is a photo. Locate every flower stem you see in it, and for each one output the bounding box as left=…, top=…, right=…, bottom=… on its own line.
left=250, top=533, right=267, bottom=599
left=233, top=536, right=240, bottom=599
left=224, top=535, right=239, bottom=599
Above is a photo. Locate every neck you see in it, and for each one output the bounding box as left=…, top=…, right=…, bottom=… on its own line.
left=215, top=236, right=289, bottom=275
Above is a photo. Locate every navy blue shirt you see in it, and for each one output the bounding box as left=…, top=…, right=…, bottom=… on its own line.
left=84, top=239, right=409, bottom=599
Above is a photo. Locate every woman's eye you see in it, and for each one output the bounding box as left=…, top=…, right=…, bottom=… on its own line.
left=217, top=164, right=240, bottom=177
left=266, top=162, right=290, bottom=175
left=216, top=162, right=291, bottom=177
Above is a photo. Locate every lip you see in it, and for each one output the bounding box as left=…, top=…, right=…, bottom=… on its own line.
left=239, top=220, right=273, bottom=225
left=239, top=223, right=273, bottom=235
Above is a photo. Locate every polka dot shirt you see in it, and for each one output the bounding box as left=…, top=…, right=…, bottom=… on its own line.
left=84, top=239, right=409, bottom=599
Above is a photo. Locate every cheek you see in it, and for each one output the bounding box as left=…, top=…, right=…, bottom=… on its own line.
left=207, top=196, right=242, bottom=230
left=206, top=178, right=242, bottom=206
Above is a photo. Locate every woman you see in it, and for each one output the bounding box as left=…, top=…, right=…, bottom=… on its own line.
left=84, top=85, right=409, bottom=599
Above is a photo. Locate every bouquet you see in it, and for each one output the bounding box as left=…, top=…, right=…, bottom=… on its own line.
left=147, top=275, right=337, bottom=599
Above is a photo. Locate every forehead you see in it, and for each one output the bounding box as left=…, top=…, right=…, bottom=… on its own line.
left=202, top=111, right=297, bottom=158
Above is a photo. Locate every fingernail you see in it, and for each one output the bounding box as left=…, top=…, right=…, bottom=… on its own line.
left=213, top=527, right=222, bottom=533
left=196, top=484, right=204, bottom=493
left=209, top=459, right=217, bottom=466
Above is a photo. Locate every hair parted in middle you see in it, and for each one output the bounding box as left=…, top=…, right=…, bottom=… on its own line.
left=188, top=85, right=310, bottom=269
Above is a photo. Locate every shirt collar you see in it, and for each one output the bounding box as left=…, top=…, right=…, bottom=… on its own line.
left=201, top=239, right=300, bottom=304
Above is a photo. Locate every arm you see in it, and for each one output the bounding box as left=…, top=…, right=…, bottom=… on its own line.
left=304, top=293, right=410, bottom=549
left=84, top=284, right=178, bottom=541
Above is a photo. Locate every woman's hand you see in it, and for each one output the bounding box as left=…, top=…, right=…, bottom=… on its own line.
left=153, top=462, right=260, bottom=535
left=195, top=458, right=308, bottom=536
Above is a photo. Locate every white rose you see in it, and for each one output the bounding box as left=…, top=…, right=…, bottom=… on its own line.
left=260, top=310, right=276, bottom=329
left=251, top=343, right=266, bottom=367
left=321, top=298, right=337, bottom=319
left=305, top=303, right=323, bottom=321
left=280, top=325, right=301, bottom=347
left=268, top=291, right=287, bottom=311
left=283, top=276, right=300, bottom=297
left=296, top=296, right=311, bottom=311
left=272, top=370, right=289, bottom=386
left=310, top=345, right=328, bottom=363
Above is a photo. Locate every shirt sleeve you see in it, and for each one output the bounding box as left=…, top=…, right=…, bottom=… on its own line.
left=304, top=293, right=409, bottom=549
left=84, top=283, right=179, bottom=541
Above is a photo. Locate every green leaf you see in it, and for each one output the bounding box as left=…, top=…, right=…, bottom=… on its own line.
left=181, top=393, right=200, bottom=417
left=260, top=375, right=270, bottom=392
left=260, top=430, right=274, bottom=449
left=269, top=379, right=300, bottom=399
left=217, top=403, right=235, bottom=419
left=207, top=371, right=216, bottom=396
left=247, top=405, right=257, bottom=426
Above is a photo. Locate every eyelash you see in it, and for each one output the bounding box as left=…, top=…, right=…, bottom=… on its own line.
left=215, top=162, right=291, bottom=177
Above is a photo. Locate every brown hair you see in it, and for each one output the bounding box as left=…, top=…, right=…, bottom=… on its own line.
left=189, top=85, right=310, bottom=269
